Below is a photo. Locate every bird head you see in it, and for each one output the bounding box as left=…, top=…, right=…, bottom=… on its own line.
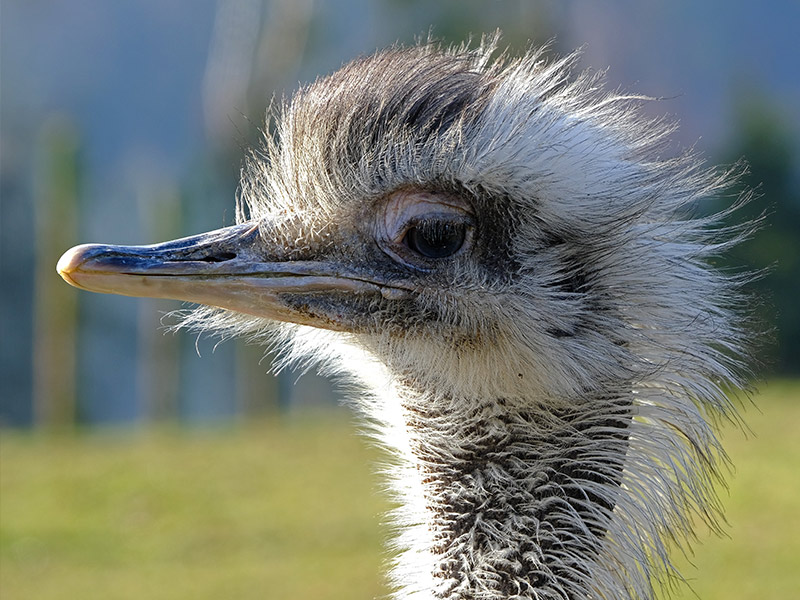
left=60, top=40, right=711, bottom=402
left=57, top=38, right=755, bottom=600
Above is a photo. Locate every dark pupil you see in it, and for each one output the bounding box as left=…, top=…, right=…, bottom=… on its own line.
left=404, top=220, right=466, bottom=259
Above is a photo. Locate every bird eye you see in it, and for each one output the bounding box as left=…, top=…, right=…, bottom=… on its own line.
left=403, top=219, right=467, bottom=259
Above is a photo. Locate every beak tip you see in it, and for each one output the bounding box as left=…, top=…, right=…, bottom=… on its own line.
left=56, top=244, right=94, bottom=288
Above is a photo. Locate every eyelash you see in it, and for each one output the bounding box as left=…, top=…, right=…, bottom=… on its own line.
left=401, top=217, right=470, bottom=259
left=412, top=218, right=458, bottom=239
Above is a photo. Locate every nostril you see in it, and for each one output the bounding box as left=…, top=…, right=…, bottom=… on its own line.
left=198, top=252, right=237, bottom=263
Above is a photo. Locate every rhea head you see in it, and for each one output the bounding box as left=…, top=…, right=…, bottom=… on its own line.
left=58, top=38, right=751, bottom=600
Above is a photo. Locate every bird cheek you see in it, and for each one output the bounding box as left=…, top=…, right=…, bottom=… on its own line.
left=277, top=293, right=376, bottom=333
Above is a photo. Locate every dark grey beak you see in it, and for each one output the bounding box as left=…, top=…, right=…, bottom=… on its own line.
left=56, top=221, right=397, bottom=330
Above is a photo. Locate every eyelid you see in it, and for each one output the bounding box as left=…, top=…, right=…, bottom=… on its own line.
left=382, top=190, right=473, bottom=240
left=397, top=213, right=473, bottom=243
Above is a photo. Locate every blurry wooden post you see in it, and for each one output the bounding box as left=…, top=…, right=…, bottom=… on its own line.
left=32, top=116, right=80, bottom=429
left=137, top=185, right=183, bottom=422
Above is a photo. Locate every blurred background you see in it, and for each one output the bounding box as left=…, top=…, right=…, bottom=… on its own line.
left=1, top=1, right=799, bottom=599
left=2, top=0, right=798, bottom=428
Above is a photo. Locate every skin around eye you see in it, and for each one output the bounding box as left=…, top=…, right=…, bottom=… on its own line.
left=378, top=189, right=475, bottom=268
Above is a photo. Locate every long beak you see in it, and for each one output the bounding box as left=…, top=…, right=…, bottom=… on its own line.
left=56, top=221, right=396, bottom=329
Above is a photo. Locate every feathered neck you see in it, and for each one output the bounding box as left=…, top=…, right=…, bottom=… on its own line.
left=345, top=365, right=728, bottom=600
left=397, top=387, right=633, bottom=600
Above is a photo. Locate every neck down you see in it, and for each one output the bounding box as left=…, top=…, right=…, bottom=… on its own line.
left=388, top=390, right=632, bottom=600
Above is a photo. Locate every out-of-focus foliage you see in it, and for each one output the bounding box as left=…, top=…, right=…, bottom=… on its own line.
left=715, top=97, right=800, bottom=374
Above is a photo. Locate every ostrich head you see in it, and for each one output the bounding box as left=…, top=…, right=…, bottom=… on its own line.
left=58, top=39, right=753, bottom=600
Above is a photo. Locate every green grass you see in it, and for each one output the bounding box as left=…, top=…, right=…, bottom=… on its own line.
left=2, top=382, right=798, bottom=599
left=657, top=380, right=800, bottom=600
left=1, top=413, right=390, bottom=600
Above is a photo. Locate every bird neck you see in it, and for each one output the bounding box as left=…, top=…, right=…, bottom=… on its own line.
left=385, top=385, right=632, bottom=600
